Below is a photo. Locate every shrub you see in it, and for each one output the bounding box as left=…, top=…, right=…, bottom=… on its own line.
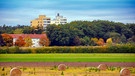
left=8, top=46, right=19, bottom=53
left=0, top=47, right=8, bottom=54
left=0, top=44, right=135, bottom=54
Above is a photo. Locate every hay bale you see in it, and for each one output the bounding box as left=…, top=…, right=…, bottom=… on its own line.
left=10, top=67, right=21, bottom=76
left=58, top=64, right=66, bottom=71
left=120, top=68, right=130, bottom=76
left=97, top=64, right=107, bottom=70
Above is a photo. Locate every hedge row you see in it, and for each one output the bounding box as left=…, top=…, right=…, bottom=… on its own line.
left=0, top=44, right=135, bottom=54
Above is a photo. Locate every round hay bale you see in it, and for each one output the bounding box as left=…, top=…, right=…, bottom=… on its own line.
left=120, top=68, right=130, bottom=76
left=97, top=64, right=107, bottom=70
left=58, top=64, right=66, bottom=71
left=10, top=67, right=22, bottom=76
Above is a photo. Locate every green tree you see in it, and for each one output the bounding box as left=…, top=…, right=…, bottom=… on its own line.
left=23, top=26, right=34, bottom=34
left=128, top=23, right=135, bottom=35
left=128, top=35, right=135, bottom=43
left=73, top=36, right=81, bottom=46
left=14, top=28, right=23, bottom=34
left=46, top=24, right=83, bottom=46
left=81, top=36, right=90, bottom=46
left=121, top=34, right=127, bottom=43
left=45, top=20, right=134, bottom=46
left=80, top=38, right=85, bottom=45
left=122, top=29, right=133, bottom=39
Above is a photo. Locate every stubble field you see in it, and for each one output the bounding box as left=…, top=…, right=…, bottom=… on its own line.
left=0, top=53, right=135, bottom=76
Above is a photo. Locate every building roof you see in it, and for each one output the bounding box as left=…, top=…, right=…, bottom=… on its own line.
left=8, top=34, right=47, bottom=39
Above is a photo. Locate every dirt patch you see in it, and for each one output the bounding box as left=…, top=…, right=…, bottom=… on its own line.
left=0, top=62, right=135, bottom=67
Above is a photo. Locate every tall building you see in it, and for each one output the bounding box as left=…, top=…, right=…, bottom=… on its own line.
left=51, top=13, right=67, bottom=25
left=31, top=15, right=51, bottom=28
left=30, top=14, right=67, bottom=29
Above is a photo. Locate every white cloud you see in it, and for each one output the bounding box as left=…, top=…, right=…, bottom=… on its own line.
left=0, top=7, right=135, bottom=26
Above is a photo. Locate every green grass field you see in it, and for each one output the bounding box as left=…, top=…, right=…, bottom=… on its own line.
left=0, top=53, right=135, bottom=62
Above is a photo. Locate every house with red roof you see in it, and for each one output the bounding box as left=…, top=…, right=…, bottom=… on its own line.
left=9, top=34, right=47, bottom=47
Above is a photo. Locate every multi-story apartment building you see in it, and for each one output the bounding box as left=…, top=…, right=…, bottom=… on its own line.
left=31, top=13, right=67, bottom=29
left=31, top=15, right=51, bottom=28
left=51, top=13, right=67, bottom=25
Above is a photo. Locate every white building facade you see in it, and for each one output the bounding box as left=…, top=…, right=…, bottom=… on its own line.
left=51, top=13, right=67, bottom=25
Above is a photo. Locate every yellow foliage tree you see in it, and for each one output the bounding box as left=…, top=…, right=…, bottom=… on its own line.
left=24, top=36, right=32, bottom=47
left=91, top=38, right=98, bottom=45
left=106, top=38, right=113, bottom=45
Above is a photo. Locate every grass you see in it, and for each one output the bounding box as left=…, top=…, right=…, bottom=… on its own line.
left=0, top=53, right=135, bottom=62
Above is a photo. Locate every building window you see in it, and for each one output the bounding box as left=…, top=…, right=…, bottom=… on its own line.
left=47, top=21, right=50, bottom=23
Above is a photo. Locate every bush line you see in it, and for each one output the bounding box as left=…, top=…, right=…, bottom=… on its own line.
left=0, top=44, right=135, bottom=54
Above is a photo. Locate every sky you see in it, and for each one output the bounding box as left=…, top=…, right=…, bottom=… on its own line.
left=0, top=0, right=135, bottom=26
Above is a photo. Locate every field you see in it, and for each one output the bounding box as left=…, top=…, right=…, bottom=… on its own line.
left=0, top=53, right=135, bottom=62
left=0, top=53, right=135, bottom=76
left=0, top=66, right=135, bottom=76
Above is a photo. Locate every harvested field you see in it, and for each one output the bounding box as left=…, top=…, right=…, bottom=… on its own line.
left=0, top=62, right=135, bottom=67
left=0, top=62, right=135, bottom=76
left=0, top=53, right=135, bottom=75
left=0, top=65, right=135, bottom=76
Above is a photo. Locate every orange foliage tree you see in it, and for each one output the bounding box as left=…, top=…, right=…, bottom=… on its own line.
left=1, top=34, right=13, bottom=46
left=39, top=35, right=50, bottom=46
left=15, top=36, right=26, bottom=47
left=96, top=38, right=105, bottom=46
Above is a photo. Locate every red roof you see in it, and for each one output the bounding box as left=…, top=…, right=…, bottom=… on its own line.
left=8, top=34, right=47, bottom=39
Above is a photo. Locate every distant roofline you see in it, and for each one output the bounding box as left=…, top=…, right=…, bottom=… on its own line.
left=8, top=34, right=47, bottom=39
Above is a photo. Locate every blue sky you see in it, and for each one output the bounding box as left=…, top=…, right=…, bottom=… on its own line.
left=0, top=0, right=135, bottom=26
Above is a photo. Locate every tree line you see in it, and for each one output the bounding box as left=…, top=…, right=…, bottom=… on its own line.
left=46, top=20, right=135, bottom=46
left=0, top=24, right=44, bottom=34
left=0, top=20, right=135, bottom=46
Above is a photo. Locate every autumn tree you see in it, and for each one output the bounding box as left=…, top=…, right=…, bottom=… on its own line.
left=1, top=34, right=13, bottom=46
left=15, top=36, right=25, bottom=47
left=91, top=38, right=98, bottom=45
left=106, top=38, right=113, bottom=45
left=24, top=36, right=32, bottom=47
left=39, top=35, right=50, bottom=46
left=97, top=38, right=105, bottom=46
